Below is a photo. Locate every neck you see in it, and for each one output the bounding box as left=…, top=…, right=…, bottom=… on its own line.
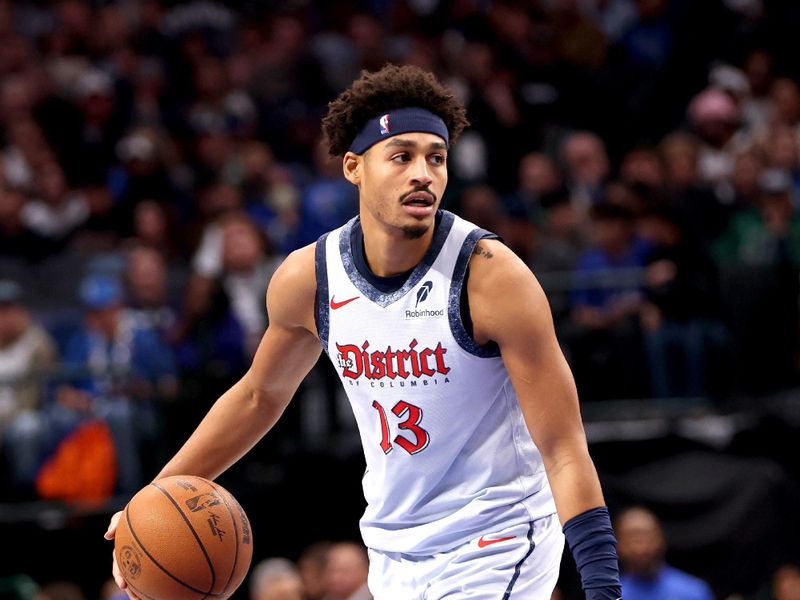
left=360, top=212, right=435, bottom=277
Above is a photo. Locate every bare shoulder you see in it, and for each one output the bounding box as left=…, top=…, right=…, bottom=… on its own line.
left=267, top=242, right=318, bottom=334
left=468, top=238, right=539, bottom=290
left=467, top=238, right=551, bottom=343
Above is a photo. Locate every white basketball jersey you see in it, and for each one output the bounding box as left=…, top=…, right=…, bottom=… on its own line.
left=315, top=211, right=556, bottom=555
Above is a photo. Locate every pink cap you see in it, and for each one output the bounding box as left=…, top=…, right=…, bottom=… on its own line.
left=688, top=88, right=740, bottom=124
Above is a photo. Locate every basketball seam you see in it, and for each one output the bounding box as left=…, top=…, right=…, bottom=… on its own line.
left=116, top=506, right=160, bottom=600
left=206, top=480, right=241, bottom=598
left=125, top=503, right=224, bottom=597
left=152, top=482, right=217, bottom=598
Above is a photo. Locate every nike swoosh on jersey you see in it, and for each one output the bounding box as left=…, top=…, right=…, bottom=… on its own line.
left=330, top=295, right=360, bottom=310
left=477, top=535, right=516, bottom=548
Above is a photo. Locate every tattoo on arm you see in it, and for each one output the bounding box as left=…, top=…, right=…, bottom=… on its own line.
left=473, top=244, right=494, bottom=259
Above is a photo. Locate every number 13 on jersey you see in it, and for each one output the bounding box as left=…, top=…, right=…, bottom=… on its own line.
left=371, top=400, right=430, bottom=455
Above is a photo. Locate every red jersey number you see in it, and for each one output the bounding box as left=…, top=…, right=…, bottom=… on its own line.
left=371, top=400, right=429, bottom=455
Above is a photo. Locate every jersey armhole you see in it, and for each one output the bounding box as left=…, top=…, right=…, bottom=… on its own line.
left=314, top=232, right=330, bottom=352
left=449, top=231, right=502, bottom=358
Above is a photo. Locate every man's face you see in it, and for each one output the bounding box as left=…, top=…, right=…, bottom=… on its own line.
left=323, top=544, right=369, bottom=600
left=0, top=303, right=26, bottom=345
left=348, top=131, right=448, bottom=239
left=616, top=508, right=666, bottom=577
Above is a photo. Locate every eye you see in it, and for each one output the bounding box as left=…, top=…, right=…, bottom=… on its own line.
left=429, top=154, right=446, bottom=165
left=391, top=153, right=411, bottom=163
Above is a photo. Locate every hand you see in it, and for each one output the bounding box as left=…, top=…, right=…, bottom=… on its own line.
left=645, top=259, right=677, bottom=288
left=104, top=511, right=141, bottom=600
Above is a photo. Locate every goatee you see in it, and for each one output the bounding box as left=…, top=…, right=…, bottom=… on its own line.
left=401, top=224, right=429, bottom=239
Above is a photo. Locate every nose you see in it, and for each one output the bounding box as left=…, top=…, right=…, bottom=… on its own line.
left=410, top=156, right=432, bottom=187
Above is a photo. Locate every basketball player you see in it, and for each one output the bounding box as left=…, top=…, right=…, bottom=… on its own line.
left=106, top=65, right=621, bottom=599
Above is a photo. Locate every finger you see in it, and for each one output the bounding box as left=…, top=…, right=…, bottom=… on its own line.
left=105, top=511, right=122, bottom=540
left=111, top=550, right=128, bottom=590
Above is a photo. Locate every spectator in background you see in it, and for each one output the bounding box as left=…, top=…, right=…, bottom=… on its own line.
left=217, top=213, right=280, bottom=356
left=768, top=77, right=800, bottom=135
left=345, top=12, right=388, bottom=74
left=618, top=0, right=672, bottom=71
left=171, top=274, right=246, bottom=392
left=65, top=68, right=129, bottom=187
left=713, top=168, right=800, bottom=394
left=21, top=160, right=89, bottom=255
left=688, top=87, right=749, bottom=188
left=186, top=55, right=257, bottom=141
left=730, top=149, right=765, bottom=209
left=454, top=40, right=524, bottom=190
left=714, top=168, right=800, bottom=267
left=568, top=202, right=652, bottom=399
left=638, top=205, right=722, bottom=398
left=188, top=120, right=236, bottom=186
left=124, top=243, right=178, bottom=337
left=33, top=580, right=86, bottom=600
left=458, top=185, right=508, bottom=246
left=660, top=132, right=700, bottom=193
left=619, top=146, right=665, bottom=189
left=772, top=563, right=800, bottom=600
left=231, top=141, right=300, bottom=253
left=249, top=558, right=304, bottom=600
left=0, top=280, right=57, bottom=492
left=528, top=188, right=586, bottom=326
left=322, top=542, right=371, bottom=600
left=128, top=56, right=168, bottom=130
left=296, top=138, right=359, bottom=247
left=560, top=131, right=610, bottom=214
left=740, top=49, right=775, bottom=136
left=108, top=127, right=177, bottom=235
left=549, top=0, right=608, bottom=70
left=758, top=123, right=800, bottom=201
left=247, top=13, right=330, bottom=163
left=298, top=542, right=331, bottom=600
left=131, top=199, right=181, bottom=261
left=60, top=272, right=176, bottom=491
left=190, top=181, right=244, bottom=260
left=708, top=63, right=751, bottom=124
left=503, top=151, right=564, bottom=225
left=616, top=506, right=714, bottom=600
left=658, top=131, right=730, bottom=246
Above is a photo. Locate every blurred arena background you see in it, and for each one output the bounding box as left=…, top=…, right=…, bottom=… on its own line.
left=1, top=0, right=800, bottom=599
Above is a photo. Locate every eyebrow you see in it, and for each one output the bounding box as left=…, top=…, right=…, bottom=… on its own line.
left=384, top=138, right=448, bottom=150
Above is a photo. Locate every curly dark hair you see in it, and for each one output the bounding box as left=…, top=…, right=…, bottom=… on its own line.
left=321, top=64, right=470, bottom=156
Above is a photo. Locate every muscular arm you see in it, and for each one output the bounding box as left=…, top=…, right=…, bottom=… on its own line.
left=468, top=239, right=604, bottom=523
left=109, top=245, right=322, bottom=597
left=153, top=244, right=322, bottom=481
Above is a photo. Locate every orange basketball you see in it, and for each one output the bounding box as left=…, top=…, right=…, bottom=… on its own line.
left=114, top=475, right=254, bottom=600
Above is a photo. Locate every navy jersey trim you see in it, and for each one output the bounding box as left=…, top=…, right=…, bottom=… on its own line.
left=502, top=521, right=536, bottom=599
left=338, top=210, right=455, bottom=308
left=314, top=232, right=330, bottom=350
left=350, top=219, right=417, bottom=293
left=448, top=228, right=502, bottom=358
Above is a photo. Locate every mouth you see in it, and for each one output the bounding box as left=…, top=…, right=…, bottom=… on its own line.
left=401, top=190, right=436, bottom=208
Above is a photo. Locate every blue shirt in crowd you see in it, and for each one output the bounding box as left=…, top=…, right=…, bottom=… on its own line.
left=622, top=564, right=715, bottom=600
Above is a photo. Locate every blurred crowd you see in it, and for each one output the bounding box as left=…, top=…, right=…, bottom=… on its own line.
left=2, top=539, right=374, bottom=600
left=4, top=511, right=800, bottom=600
left=2, top=0, right=800, bottom=597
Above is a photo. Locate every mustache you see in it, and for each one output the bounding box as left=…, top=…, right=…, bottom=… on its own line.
left=399, top=187, right=437, bottom=204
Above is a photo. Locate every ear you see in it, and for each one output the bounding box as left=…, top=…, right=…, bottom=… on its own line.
left=342, top=152, right=361, bottom=185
